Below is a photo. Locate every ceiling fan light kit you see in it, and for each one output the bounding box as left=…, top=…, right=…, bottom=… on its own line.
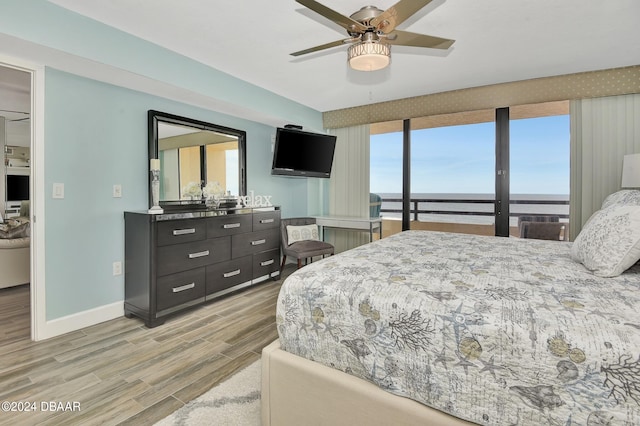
left=348, top=39, right=391, bottom=72
left=293, top=0, right=454, bottom=72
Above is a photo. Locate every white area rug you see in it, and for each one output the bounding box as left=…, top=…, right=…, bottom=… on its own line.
left=155, top=360, right=261, bottom=426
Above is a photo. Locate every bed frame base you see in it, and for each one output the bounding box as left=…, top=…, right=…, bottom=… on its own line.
left=261, top=339, right=474, bottom=426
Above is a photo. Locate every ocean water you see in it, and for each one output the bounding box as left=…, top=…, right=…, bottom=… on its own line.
left=376, top=193, right=569, bottom=226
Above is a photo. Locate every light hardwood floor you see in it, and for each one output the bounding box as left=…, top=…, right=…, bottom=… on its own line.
left=0, top=267, right=292, bottom=426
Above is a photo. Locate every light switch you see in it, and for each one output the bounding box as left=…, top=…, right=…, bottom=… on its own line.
left=52, top=183, right=64, bottom=199
left=113, top=184, right=122, bottom=198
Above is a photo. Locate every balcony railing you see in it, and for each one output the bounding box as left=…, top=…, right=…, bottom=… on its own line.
left=379, top=197, right=569, bottom=222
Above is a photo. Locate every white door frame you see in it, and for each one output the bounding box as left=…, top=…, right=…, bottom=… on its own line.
left=0, top=55, right=46, bottom=341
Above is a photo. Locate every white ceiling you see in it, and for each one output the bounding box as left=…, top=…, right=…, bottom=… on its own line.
left=0, top=65, right=30, bottom=122
left=26, top=1, right=640, bottom=113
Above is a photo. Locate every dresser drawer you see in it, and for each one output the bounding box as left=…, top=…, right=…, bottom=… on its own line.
left=232, top=228, right=280, bottom=258
left=157, top=237, right=231, bottom=276
left=207, top=214, right=252, bottom=238
left=206, top=256, right=253, bottom=296
left=156, top=267, right=206, bottom=313
left=156, top=219, right=207, bottom=247
left=253, top=210, right=280, bottom=231
left=253, top=248, right=280, bottom=278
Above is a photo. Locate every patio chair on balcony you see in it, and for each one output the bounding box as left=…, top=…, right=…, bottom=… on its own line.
left=518, top=215, right=559, bottom=226
left=519, top=221, right=568, bottom=241
left=370, top=193, right=382, bottom=218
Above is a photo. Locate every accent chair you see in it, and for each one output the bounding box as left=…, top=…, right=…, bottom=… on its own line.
left=280, top=217, right=334, bottom=272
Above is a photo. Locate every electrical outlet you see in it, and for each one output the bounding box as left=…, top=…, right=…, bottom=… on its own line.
left=113, top=184, right=122, bottom=198
left=112, top=261, right=122, bottom=276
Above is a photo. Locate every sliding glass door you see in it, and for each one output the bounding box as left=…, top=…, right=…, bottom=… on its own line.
left=370, top=121, right=404, bottom=236
left=409, top=117, right=496, bottom=235
left=510, top=112, right=570, bottom=238
left=369, top=102, right=570, bottom=238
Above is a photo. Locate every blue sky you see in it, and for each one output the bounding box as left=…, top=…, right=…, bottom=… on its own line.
left=370, top=115, right=570, bottom=195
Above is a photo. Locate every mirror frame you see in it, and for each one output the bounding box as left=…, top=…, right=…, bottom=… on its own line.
left=148, top=110, right=247, bottom=209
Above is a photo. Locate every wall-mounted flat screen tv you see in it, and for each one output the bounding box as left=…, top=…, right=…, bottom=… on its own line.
left=271, top=127, right=337, bottom=178
left=6, top=174, right=29, bottom=201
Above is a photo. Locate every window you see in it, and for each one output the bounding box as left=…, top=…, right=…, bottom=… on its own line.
left=370, top=121, right=403, bottom=224
left=510, top=114, right=570, bottom=237
left=410, top=120, right=495, bottom=232
left=369, top=102, right=570, bottom=238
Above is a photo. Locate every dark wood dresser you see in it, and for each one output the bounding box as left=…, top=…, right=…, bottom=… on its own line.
left=124, top=206, right=280, bottom=327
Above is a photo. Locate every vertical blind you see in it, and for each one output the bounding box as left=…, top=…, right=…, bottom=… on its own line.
left=570, top=93, right=640, bottom=238
left=326, top=125, right=370, bottom=253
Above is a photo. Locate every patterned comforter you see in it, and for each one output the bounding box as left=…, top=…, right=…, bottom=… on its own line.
left=276, top=231, right=640, bottom=425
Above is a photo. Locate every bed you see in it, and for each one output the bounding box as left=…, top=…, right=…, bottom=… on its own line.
left=262, top=191, right=640, bottom=425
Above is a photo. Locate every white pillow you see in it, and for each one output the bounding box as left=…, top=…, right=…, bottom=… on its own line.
left=570, top=205, right=640, bottom=277
left=286, top=224, right=319, bottom=245
left=601, top=189, right=640, bottom=210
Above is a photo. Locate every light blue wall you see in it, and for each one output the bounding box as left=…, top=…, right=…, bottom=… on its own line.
left=0, top=0, right=321, bottom=128
left=44, top=69, right=312, bottom=319
left=0, top=0, right=324, bottom=320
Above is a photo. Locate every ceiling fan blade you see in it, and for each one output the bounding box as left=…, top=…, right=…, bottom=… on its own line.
left=291, top=38, right=355, bottom=57
left=295, top=0, right=368, bottom=34
left=371, top=0, right=433, bottom=34
left=386, top=30, right=454, bottom=50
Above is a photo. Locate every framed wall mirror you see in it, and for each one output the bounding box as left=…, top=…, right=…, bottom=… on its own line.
left=148, top=110, right=246, bottom=209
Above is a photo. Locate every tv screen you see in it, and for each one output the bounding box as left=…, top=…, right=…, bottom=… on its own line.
left=271, top=127, right=337, bottom=178
left=6, top=174, right=29, bottom=201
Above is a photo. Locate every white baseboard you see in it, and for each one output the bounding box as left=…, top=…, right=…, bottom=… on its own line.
left=36, top=300, right=124, bottom=340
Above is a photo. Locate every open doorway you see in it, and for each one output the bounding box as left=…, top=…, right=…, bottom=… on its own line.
left=0, top=64, right=32, bottom=343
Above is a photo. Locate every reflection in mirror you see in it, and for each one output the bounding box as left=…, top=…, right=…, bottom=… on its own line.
left=148, top=110, right=246, bottom=209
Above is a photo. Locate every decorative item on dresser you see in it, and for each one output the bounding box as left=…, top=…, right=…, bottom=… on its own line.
left=124, top=206, right=280, bottom=327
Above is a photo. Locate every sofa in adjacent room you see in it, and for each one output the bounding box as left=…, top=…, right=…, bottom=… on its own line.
left=0, top=215, right=30, bottom=289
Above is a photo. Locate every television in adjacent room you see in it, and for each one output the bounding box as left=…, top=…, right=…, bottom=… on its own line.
left=6, top=174, right=30, bottom=201
left=271, top=127, right=337, bottom=178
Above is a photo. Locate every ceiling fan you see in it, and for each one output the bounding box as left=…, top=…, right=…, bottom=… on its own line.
left=291, top=0, right=455, bottom=71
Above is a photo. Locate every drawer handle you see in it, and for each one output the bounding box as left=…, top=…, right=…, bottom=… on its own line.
left=173, top=228, right=196, bottom=236
left=260, top=218, right=274, bottom=224
left=260, top=259, right=275, bottom=267
left=251, top=239, right=266, bottom=246
left=223, top=223, right=241, bottom=229
left=223, top=269, right=241, bottom=278
left=188, top=250, right=210, bottom=259
left=173, top=282, right=195, bottom=293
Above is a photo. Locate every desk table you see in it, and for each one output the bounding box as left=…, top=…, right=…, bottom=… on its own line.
left=314, top=216, right=382, bottom=242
